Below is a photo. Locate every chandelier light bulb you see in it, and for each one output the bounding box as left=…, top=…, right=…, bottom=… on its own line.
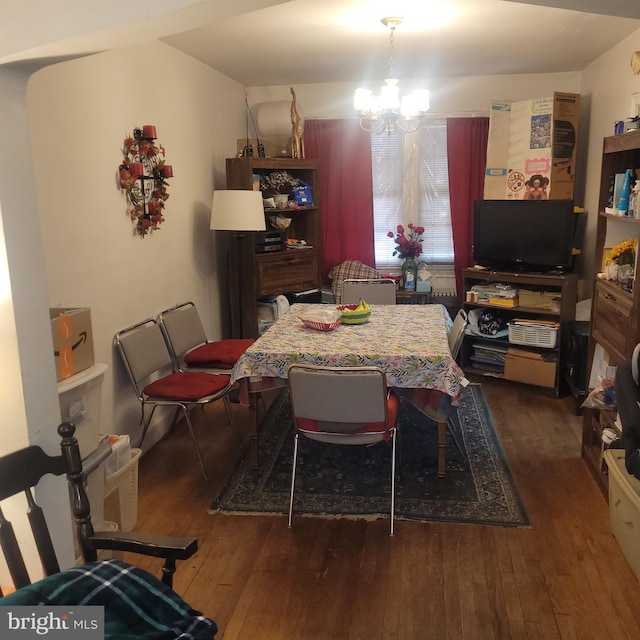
left=380, top=79, right=400, bottom=111
left=354, top=16, right=430, bottom=134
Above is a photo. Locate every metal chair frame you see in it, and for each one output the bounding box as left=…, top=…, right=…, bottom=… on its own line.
left=446, top=308, right=469, bottom=458
left=158, top=301, right=235, bottom=425
left=287, top=364, right=398, bottom=535
left=114, top=317, right=233, bottom=480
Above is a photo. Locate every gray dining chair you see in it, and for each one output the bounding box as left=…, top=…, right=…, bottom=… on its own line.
left=158, top=301, right=256, bottom=425
left=287, top=364, right=399, bottom=535
left=341, top=278, right=397, bottom=305
left=448, top=308, right=469, bottom=360
left=114, top=317, right=236, bottom=480
left=446, top=308, right=469, bottom=458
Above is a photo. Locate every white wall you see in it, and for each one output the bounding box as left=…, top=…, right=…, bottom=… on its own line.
left=248, top=71, right=582, bottom=119
left=26, top=40, right=247, bottom=448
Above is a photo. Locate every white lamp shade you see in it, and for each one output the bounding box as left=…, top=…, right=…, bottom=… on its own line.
left=210, top=190, right=266, bottom=231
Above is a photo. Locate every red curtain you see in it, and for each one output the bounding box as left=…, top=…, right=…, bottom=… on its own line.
left=446, top=117, right=490, bottom=296
left=304, top=120, right=374, bottom=278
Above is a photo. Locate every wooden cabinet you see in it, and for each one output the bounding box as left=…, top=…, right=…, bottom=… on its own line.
left=591, top=279, right=634, bottom=360
left=225, top=157, right=322, bottom=338
left=461, top=268, right=577, bottom=396
left=255, top=250, right=319, bottom=297
left=582, top=130, right=640, bottom=494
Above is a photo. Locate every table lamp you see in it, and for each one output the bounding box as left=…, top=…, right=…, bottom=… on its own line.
left=210, top=190, right=266, bottom=338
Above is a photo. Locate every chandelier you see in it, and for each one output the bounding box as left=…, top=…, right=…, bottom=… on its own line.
left=354, top=17, right=430, bottom=135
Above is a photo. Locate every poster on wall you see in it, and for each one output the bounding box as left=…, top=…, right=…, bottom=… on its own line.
left=484, top=92, right=580, bottom=201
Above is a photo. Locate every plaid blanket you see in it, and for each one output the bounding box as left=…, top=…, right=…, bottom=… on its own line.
left=0, top=560, right=217, bottom=639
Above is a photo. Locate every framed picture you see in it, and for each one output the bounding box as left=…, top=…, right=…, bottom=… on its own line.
left=602, top=247, right=613, bottom=271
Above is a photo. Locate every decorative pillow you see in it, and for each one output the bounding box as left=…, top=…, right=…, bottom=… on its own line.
left=144, top=372, right=230, bottom=400
left=327, top=260, right=379, bottom=304
left=185, top=338, right=255, bottom=369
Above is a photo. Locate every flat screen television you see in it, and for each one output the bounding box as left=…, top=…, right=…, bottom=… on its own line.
left=473, top=199, right=575, bottom=273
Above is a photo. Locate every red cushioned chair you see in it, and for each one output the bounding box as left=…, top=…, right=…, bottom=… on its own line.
left=159, top=302, right=254, bottom=373
left=158, top=302, right=254, bottom=425
left=115, top=317, right=237, bottom=481
left=287, top=364, right=399, bottom=535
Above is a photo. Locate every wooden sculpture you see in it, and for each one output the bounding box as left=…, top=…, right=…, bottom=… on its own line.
left=290, top=87, right=305, bottom=159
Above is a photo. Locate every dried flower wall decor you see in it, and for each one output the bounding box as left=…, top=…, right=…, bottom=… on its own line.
left=118, top=126, right=174, bottom=237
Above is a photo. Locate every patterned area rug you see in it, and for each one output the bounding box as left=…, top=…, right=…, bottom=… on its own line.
left=211, top=384, right=529, bottom=527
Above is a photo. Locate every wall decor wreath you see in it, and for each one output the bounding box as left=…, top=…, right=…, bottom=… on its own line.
left=118, top=126, right=174, bottom=237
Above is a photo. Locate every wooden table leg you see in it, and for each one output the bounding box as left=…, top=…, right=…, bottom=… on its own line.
left=437, top=421, right=447, bottom=478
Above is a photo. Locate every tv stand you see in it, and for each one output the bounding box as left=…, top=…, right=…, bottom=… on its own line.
left=461, top=268, right=578, bottom=396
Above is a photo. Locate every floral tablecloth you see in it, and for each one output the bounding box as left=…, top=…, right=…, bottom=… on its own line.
left=231, top=303, right=465, bottom=399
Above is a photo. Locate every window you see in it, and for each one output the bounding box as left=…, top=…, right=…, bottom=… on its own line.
left=371, top=118, right=453, bottom=270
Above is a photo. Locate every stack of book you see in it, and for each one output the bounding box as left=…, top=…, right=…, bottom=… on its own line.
left=469, top=341, right=508, bottom=374
left=471, top=283, right=519, bottom=307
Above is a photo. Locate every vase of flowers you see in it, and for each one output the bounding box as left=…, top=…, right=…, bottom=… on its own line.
left=387, top=223, right=425, bottom=290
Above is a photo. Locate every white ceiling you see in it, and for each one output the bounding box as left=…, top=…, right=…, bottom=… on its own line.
left=2, top=1, right=639, bottom=87
left=161, top=0, right=640, bottom=86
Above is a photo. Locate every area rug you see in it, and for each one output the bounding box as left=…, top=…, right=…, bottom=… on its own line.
left=211, top=384, right=529, bottom=527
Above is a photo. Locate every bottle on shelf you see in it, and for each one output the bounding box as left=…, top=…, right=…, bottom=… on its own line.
left=618, top=168, right=632, bottom=215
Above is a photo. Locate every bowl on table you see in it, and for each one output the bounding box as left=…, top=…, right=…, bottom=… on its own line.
left=336, top=304, right=371, bottom=325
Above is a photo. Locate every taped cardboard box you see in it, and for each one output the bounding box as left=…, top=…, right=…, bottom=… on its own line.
left=484, top=92, right=580, bottom=201
left=50, top=308, right=95, bottom=381
left=504, top=353, right=556, bottom=388
left=518, top=289, right=561, bottom=310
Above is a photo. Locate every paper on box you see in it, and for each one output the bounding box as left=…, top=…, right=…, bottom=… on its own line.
left=484, top=92, right=580, bottom=201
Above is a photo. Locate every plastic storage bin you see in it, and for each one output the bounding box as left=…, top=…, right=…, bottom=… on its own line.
left=104, top=448, right=141, bottom=531
left=57, top=362, right=108, bottom=460
left=508, top=322, right=558, bottom=348
left=603, top=449, right=640, bottom=581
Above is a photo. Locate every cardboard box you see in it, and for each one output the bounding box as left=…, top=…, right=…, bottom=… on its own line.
left=518, top=289, right=561, bottom=310
left=50, top=308, right=95, bottom=381
left=484, top=92, right=580, bottom=200
left=504, top=353, right=556, bottom=388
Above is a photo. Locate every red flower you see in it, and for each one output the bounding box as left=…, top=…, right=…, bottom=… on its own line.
left=388, top=222, right=424, bottom=259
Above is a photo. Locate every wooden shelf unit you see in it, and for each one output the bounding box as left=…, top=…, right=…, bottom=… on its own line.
left=582, top=129, right=640, bottom=495
left=225, top=157, right=322, bottom=339
left=461, top=268, right=577, bottom=396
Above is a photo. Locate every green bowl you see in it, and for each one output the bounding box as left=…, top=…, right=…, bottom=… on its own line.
left=339, top=310, right=371, bottom=325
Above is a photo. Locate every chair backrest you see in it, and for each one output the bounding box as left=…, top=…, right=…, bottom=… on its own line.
left=448, top=308, right=469, bottom=360
left=341, top=279, right=397, bottom=305
left=328, top=260, right=380, bottom=303
left=288, top=364, right=391, bottom=445
left=115, top=318, right=174, bottom=398
left=158, top=301, right=208, bottom=367
left=0, top=422, right=95, bottom=591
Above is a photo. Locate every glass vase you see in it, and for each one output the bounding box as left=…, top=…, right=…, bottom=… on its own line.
left=402, top=257, right=417, bottom=291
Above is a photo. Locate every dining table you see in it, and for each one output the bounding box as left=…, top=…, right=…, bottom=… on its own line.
left=230, top=302, right=468, bottom=478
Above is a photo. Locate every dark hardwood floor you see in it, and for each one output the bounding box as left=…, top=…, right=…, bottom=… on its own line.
left=128, top=380, right=640, bottom=639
